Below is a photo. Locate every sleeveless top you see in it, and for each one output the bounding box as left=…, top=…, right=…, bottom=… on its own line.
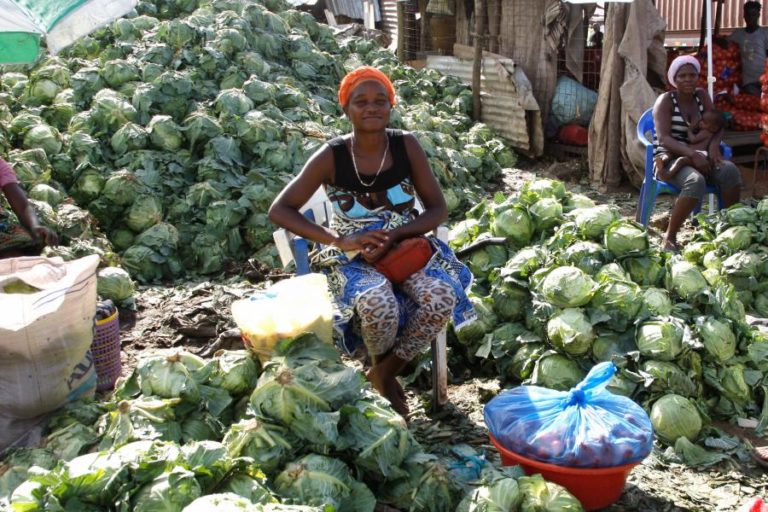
left=653, top=91, right=704, bottom=157
left=325, top=129, right=417, bottom=218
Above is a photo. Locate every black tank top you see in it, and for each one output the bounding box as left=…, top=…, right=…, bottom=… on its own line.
left=327, top=129, right=411, bottom=192
left=325, top=129, right=416, bottom=216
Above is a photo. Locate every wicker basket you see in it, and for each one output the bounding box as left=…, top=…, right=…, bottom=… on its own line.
left=92, top=310, right=121, bottom=392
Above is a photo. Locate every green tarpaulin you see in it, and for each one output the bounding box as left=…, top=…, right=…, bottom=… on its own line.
left=0, top=0, right=137, bottom=63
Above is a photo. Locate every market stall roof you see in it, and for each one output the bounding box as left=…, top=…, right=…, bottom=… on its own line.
left=0, top=0, right=137, bottom=64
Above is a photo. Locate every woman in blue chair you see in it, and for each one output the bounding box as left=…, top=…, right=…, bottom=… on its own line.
left=268, top=66, right=475, bottom=416
left=653, top=55, right=742, bottom=252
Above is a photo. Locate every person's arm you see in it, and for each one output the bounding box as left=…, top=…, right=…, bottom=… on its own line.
left=698, top=90, right=725, bottom=162
left=3, top=183, right=58, bottom=246
left=687, top=127, right=711, bottom=145
left=653, top=92, right=711, bottom=172
left=267, top=143, right=389, bottom=253
left=393, top=132, right=447, bottom=239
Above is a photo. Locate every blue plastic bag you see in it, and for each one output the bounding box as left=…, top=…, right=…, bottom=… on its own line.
left=550, top=76, right=598, bottom=127
left=484, top=362, right=653, bottom=468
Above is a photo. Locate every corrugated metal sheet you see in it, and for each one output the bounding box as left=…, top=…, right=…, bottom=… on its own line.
left=657, top=0, right=768, bottom=39
left=380, top=0, right=398, bottom=41
left=426, top=55, right=542, bottom=154
left=326, top=0, right=381, bottom=22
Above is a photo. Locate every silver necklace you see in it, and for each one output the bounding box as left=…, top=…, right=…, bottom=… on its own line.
left=350, top=134, right=389, bottom=188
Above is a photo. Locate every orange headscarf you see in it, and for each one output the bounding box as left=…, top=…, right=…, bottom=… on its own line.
left=337, top=66, right=397, bottom=107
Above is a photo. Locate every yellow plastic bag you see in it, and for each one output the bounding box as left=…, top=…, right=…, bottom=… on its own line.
left=231, top=273, right=334, bottom=359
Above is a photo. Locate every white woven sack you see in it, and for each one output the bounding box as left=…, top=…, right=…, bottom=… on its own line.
left=0, top=255, right=99, bottom=451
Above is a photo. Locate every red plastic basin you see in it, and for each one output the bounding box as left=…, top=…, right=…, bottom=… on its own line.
left=489, top=434, right=638, bottom=511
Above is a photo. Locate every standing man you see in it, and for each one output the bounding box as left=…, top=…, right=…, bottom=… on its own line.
left=728, top=1, right=768, bottom=95
left=589, top=23, right=604, bottom=48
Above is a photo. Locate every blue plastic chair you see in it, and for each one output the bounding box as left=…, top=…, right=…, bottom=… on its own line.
left=272, top=189, right=450, bottom=411
left=635, top=108, right=730, bottom=226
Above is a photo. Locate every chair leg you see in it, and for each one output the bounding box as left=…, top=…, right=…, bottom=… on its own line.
left=692, top=198, right=702, bottom=216
left=431, top=327, right=448, bottom=412
left=691, top=198, right=703, bottom=226
left=642, top=184, right=659, bottom=227
left=636, top=181, right=647, bottom=224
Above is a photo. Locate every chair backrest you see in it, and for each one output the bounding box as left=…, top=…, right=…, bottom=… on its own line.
left=637, top=108, right=656, bottom=185
left=637, top=108, right=655, bottom=145
left=300, top=188, right=333, bottom=227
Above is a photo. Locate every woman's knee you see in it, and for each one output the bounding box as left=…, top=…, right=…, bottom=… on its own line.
left=679, top=167, right=706, bottom=198
left=413, top=282, right=457, bottom=317
left=356, top=285, right=399, bottom=325
left=714, top=161, right=742, bottom=189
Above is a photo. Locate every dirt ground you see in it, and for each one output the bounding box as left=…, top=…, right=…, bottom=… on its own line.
left=114, top=155, right=768, bottom=511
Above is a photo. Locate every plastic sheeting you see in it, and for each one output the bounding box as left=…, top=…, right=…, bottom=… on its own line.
left=588, top=0, right=667, bottom=191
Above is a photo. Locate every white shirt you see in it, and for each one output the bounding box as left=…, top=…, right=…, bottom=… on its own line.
left=729, top=27, right=768, bottom=85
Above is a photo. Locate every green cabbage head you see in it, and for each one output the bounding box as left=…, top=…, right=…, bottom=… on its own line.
left=532, top=353, right=585, bottom=391
left=517, top=474, right=583, bottom=511
left=641, top=287, right=672, bottom=317
left=546, top=308, right=595, bottom=356
left=538, top=266, right=595, bottom=308
left=636, top=319, right=684, bottom=361
left=491, top=205, right=533, bottom=247
left=131, top=466, right=201, bottom=511
left=570, top=205, right=618, bottom=239
left=667, top=257, right=709, bottom=300
left=604, top=220, right=648, bottom=257
left=97, top=266, right=136, bottom=302
left=650, top=394, right=702, bottom=445
left=715, top=226, right=752, bottom=252
left=456, top=477, right=521, bottom=512
left=529, top=197, right=563, bottom=232
left=695, top=316, right=736, bottom=363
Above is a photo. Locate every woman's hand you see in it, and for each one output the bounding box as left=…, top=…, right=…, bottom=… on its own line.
left=335, top=229, right=390, bottom=254
left=690, top=151, right=711, bottom=175
left=32, top=226, right=58, bottom=247
left=361, top=237, right=395, bottom=263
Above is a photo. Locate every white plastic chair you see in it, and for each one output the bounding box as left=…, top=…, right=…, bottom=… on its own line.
left=273, top=188, right=450, bottom=410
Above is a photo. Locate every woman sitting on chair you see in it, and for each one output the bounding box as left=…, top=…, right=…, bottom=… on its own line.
left=653, top=55, right=741, bottom=252
left=268, top=66, right=475, bottom=416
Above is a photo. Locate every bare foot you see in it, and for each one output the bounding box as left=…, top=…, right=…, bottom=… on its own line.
left=366, top=366, right=409, bottom=416
left=662, top=238, right=680, bottom=253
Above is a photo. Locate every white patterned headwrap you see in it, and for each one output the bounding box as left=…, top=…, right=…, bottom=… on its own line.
left=667, top=55, right=701, bottom=88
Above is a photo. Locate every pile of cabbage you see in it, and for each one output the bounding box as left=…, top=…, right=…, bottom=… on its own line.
left=0, top=0, right=515, bottom=283
left=448, top=178, right=768, bottom=463
left=0, top=334, right=583, bottom=512
left=681, top=201, right=768, bottom=318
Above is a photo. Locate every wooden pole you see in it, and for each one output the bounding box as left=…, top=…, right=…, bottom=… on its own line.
left=419, top=0, right=428, bottom=58
left=698, top=0, right=707, bottom=50
left=487, top=0, right=500, bottom=54
left=605, top=4, right=627, bottom=191
left=715, top=0, right=723, bottom=38
left=472, top=0, right=485, bottom=121
left=397, top=0, right=406, bottom=62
